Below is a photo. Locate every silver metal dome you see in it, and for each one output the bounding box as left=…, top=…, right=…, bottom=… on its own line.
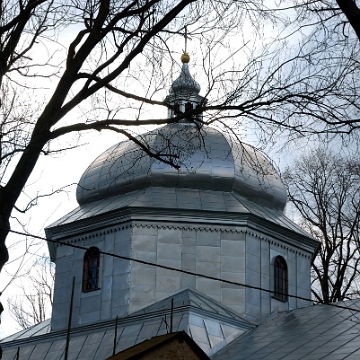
left=77, top=56, right=286, bottom=211
left=76, top=123, right=287, bottom=211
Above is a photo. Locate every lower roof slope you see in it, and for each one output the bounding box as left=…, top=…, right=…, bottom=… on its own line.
left=45, top=187, right=318, bottom=262
left=1, top=288, right=253, bottom=359
left=46, top=187, right=311, bottom=239
left=4, top=292, right=360, bottom=360
left=212, top=298, right=360, bottom=360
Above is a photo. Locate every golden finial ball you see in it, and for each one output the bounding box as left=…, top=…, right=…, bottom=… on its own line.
left=181, top=51, right=190, bottom=63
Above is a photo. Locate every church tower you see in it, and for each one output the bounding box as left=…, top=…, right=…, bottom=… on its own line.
left=45, top=53, right=318, bottom=334
left=164, top=51, right=207, bottom=123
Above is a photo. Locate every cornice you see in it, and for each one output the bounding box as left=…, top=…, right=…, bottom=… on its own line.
left=49, top=209, right=316, bottom=259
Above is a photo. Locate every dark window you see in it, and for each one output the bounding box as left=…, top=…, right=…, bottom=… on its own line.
left=83, top=247, right=100, bottom=292
left=196, top=104, right=202, bottom=121
left=274, top=256, right=287, bottom=301
left=185, top=102, right=193, bottom=112
left=174, top=103, right=181, bottom=115
left=185, top=102, right=194, bottom=121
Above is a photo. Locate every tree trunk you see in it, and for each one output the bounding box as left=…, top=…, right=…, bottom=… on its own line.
left=0, top=205, right=10, bottom=272
left=336, top=0, right=360, bottom=40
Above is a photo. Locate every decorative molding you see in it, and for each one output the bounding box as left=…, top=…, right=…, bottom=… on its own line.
left=55, top=222, right=311, bottom=258
left=245, top=231, right=311, bottom=258
left=57, top=222, right=246, bottom=245
left=132, top=223, right=244, bottom=233
left=57, top=223, right=133, bottom=245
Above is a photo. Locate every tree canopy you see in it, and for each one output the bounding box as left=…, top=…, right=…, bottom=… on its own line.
left=284, top=148, right=360, bottom=303
left=7, top=256, right=54, bottom=330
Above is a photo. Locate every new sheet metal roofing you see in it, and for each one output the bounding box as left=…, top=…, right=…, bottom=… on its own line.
left=76, top=124, right=287, bottom=212
left=4, top=293, right=360, bottom=359
left=47, top=187, right=310, bottom=238
left=46, top=122, right=306, bottom=241
left=1, top=289, right=253, bottom=359
left=212, top=298, right=360, bottom=360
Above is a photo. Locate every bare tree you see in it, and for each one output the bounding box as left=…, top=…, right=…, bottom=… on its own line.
left=7, top=256, right=54, bottom=329
left=1, top=0, right=360, bottom=330
left=282, top=0, right=360, bottom=41
left=0, top=0, right=266, bottom=272
left=283, top=148, right=360, bottom=303
left=0, top=0, right=277, bottom=330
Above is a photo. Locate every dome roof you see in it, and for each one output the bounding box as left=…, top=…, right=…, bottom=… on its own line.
left=170, top=62, right=201, bottom=96
left=76, top=123, right=287, bottom=211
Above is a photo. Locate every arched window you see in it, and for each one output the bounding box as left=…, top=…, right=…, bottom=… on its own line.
left=274, top=256, right=287, bottom=301
left=83, top=247, right=100, bottom=292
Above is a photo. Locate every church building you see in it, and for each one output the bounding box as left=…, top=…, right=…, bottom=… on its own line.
left=3, top=53, right=359, bottom=360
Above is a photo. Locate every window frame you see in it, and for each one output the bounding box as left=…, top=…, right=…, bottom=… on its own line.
left=273, top=255, right=288, bottom=302
left=82, top=247, right=100, bottom=292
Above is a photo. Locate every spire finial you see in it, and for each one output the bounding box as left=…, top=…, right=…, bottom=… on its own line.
left=181, top=26, right=190, bottom=63
left=181, top=49, right=190, bottom=63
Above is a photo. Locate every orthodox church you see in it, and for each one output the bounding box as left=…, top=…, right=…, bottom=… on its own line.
left=2, top=53, right=360, bottom=360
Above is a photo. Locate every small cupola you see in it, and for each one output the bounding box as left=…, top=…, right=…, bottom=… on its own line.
left=165, top=51, right=207, bottom=122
